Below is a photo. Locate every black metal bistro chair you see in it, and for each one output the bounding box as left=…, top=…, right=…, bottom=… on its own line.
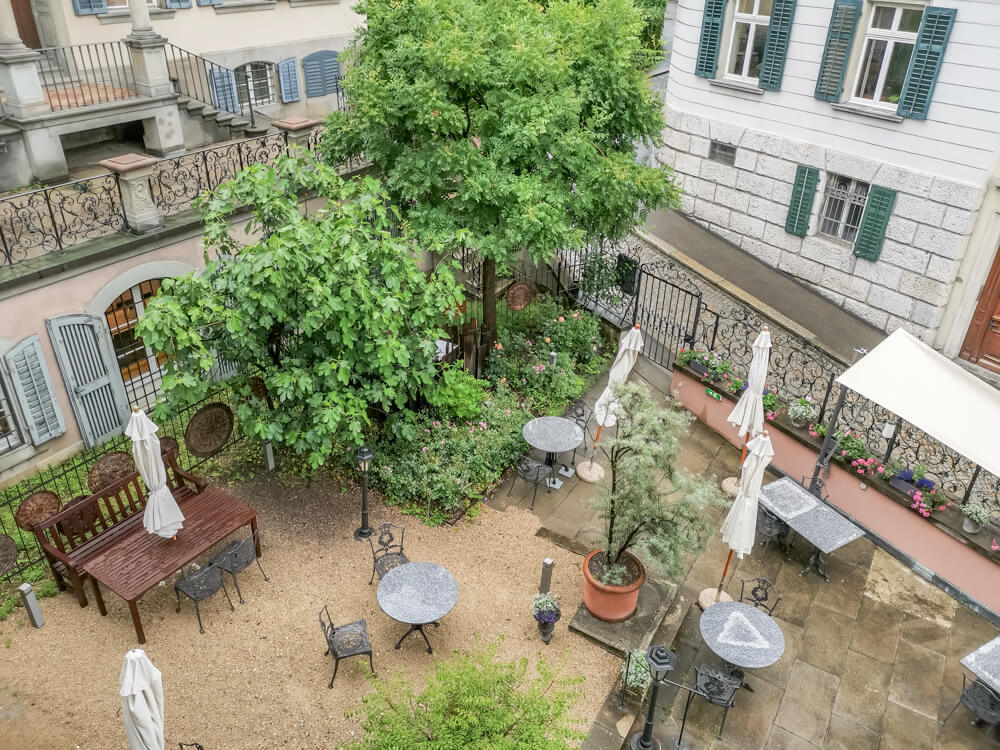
left=210, top=530, right=269, bottom=604
left=368, top=522, right=409, bottom=585
left=942, top=673, right=1000, bottom=728
left=756, top=507, right=788, bottom=555
left=507, top=455, right=553, bottom=510
left=740, top=577, right=782, bottom=616
left=564, top=399, right=592, bottom=466
left=318, top=604, right=374, bottom=687
left=174, top=564, right=234, bottom=634
left=677, top=664, right=741, bottom=744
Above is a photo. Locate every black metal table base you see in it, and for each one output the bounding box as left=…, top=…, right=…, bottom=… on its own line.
left=798, top=547, right=830, bottom=583
left=394, top=621, right=440, bottom=653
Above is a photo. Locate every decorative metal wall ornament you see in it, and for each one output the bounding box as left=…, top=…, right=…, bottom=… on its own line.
left=185, top=402, right=235, bottom=458
left=0, top=535, right=18, bottom=576
left=86, top=451, right=136, bottom=493
left=14, top=491, right=61, bottom=531
left=505, top=281, right=534, bottom=311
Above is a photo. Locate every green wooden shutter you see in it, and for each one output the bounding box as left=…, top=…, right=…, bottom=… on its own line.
left=854, top=186, right=897, bottom=261
left=814, top=0, right=862, bottom=102
left=3, top=336, right=66, bottom=445
left=695, top=0, right=729, bottom=78
left=759, top=0, right=798, bottom=91
left=784, top=166, right=819, bottom=237
left=897, top=8, right=956, bottom=120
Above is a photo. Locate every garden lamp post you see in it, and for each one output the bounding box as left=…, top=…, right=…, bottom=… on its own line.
left=354, top=445, right=375, bottom=541
left=629, top=645, right=676, bottom=750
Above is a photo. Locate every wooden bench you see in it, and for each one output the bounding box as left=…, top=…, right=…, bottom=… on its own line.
left=32, top=451, right=207, bottom=611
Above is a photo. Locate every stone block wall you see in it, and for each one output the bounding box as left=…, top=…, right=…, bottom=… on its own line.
left=657, top=105, right=986, bottom=341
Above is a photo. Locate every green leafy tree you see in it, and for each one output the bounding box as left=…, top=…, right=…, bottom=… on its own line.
left=321, top=0, right=680, bottom=346
left=349, top=642, right=584, bottom=748
left=592, top=383, right=724, bottom=584
left=137, top=156, right=462, bottom=467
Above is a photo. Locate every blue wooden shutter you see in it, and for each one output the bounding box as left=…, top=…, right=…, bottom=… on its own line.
left=759, top=0, right=798, bottom=91
left=209, top=68, right=239, bottom=113
left=323, top=53, right=341, bottom=94
left=46, top=314, right=130, bottom=448
left=164, top=0, right=192, bottom=8
left=785, top=166, right=819, bottom=237
left=853, top=186, right=897, bottom=261
left=278, top=58, right=300, bottom=103
left=72, top=0, right=108, bottom=15
left=196, top=0, right=223, bottom=5
left=814, top=0, right=862, bottom=102
left=3, top=336, right=66, bottom=445
left=695, top=0, right=728, bottom=78
left=897, top=8, right=955, bottom=120
left=303, top=51, right=340, bottom=98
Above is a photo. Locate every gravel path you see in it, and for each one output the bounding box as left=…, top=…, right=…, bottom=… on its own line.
left=0, top=473, right=616, bottom=749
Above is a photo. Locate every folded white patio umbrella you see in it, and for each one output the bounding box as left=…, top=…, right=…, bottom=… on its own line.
left=126, top=407, right=184, bottom=539
left=121, top=648, right=165, bottom=750
left=578, top=325, right=643, bottom=483
left=720, top=431, right=775, bottom=559
left=726, top=327, right=771, bottom=439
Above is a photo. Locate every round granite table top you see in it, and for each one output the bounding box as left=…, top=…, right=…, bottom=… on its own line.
left=377, top=562, right=458, bottom=625
left=699, top=600, right=785, bottom=669
left=522, top=416, right=585, bottom=455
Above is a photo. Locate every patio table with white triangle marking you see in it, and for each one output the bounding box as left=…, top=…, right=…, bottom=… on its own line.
left=699, top=600, right=785, bottom=669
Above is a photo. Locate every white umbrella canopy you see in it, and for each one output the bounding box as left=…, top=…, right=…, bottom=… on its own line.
left=593, top=324, right=644, bottom=428
left=120, top=648, right=165, bottom=750
left=125, top=408, right=184, bottom=539
left=726, top=327, right=771, bottom=439
left=720, top=432, right=775, bottom=559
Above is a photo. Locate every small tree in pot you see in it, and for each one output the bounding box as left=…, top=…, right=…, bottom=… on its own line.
left=584, top=383, right=724, bottom=622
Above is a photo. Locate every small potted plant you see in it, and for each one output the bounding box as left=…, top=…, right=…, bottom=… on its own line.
left=889, top=467, right=920, bottom=499
left=620, top=648, right=652, bottom=703
left=962, top=501, right=991, bottom=534
left=787, top=397, right=814, bottom=428
left=532, top=592, right=561, bottom=643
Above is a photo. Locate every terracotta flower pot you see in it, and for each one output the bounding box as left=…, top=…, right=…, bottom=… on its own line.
left=582, top=550, right=645, bottom=622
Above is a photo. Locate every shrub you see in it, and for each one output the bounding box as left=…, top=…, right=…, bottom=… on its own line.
left=426, top=363, right=489, bottom=420
left=962, top=501, right=991, bottom=527
left=499, top=296, right=607, bottom=375
left=620, top=650, right=652, bottom=693
left=485, top=342, right=585, bottom=416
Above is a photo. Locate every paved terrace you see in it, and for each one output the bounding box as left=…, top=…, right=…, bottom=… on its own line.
left=494, top=366, right=1000, bottom=749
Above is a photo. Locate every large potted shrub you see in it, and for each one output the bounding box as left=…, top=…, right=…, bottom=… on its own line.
left=583, top=383, right=724, bottom=622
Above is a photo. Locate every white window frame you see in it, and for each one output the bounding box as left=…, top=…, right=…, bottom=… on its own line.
left=724, top=0, right=772, bottom=82
left=0, top=375, right=25, bottom=457
left=819, top=174, right=871, bottom=244
left=106, top=0, right=159, bottom=8
left=105, top=280, right=165, bottom=411
left=850, top=4, right=921, bottom=109
left=235, top=62, right=276, bottom=107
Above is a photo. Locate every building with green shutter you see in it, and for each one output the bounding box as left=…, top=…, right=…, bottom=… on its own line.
left=656, top=0, right=1000, bottom=379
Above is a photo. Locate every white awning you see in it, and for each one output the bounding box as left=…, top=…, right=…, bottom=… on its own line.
left=836, top=329, right=1000, bottom=479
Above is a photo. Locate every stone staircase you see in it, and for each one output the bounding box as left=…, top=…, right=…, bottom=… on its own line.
left=176, top=94, right=269, bottom=138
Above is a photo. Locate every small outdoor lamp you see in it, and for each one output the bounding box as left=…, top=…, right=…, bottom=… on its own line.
left=629, top=644, right=676, bottom=750
left=354, top=444, right=375, bottom=541
left=549, top=351, right=558, bottom=366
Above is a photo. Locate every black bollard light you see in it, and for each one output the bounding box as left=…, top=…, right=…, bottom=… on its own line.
left=629, top=644, right=676, bottom=750
left=353, top=444, right=375, bottom=540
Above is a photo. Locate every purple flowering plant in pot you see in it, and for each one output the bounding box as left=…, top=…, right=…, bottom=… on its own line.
left=532, top=592, right=561, bottom=644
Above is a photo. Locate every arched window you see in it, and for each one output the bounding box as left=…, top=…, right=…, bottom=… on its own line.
left=235, top=61, right=276, bottom=107
left=104, top=279, right=165, bottom=408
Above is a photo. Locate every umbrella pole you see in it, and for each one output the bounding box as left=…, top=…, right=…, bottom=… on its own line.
left=715, top=549, right=734, bottom=602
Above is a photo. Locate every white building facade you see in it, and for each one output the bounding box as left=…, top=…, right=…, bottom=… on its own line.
left=658, top=0, right=1000, bottom=376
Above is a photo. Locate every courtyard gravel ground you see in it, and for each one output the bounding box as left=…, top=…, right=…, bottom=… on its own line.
left=0, top=470, right=617, bottom=749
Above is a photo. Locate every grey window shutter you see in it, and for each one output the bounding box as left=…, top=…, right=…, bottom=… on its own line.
left=3, top=336, right=66, bottom=445
left=302, top=51, right=339, bottom=98
left=814, top=0, right=862, bottom=102
left=759, top=0, right=798, bottom=91
left=46, top=314, right=130, bottom=448
left=785, top=165, right=819, bottom=237
left=196, top=0, right=223, bottom=5
left=72, top=0, right=108, bottom=15
left=164, top=0, right=192, bottom=8
left=695, top=0, right=729, bottom=79
left=209, top=68, right=239, bottom=113
left=278, top=58, right=301, bottom=103
left=897, top=8, right=955, bottom=120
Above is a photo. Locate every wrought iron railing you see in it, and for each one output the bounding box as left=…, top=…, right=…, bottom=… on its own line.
left=148, top=133, right=288, bottom=216
left=0, top=174, right=128, bottom=268
left=164, top=43, right=255, bottom=128
left=38, top=42, right=138, bottom=111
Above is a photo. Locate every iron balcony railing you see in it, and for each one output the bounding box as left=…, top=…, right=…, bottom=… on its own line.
left=37, top=42, right=139, bottom=111
left=164, top=44, right=255, bottom=127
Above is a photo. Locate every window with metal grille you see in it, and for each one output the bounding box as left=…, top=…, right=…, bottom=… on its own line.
left=106, top=0, right=158, bottom=7
left=726, top=0, right=772, bottom=80
left=235, top=62, right=276, bottom=107
left=820, top=174, right=870, bottom=243
left=104, top=279, right=166, bottom=410
left=852, top=5, right=921, bottom=107
left=709, top=141, right=737, bottom=166
left=0, top=377, right=24, bottom=455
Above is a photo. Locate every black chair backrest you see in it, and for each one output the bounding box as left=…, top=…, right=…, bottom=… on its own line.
left=183, top=565, right=226, bottom=599
left=741, top=577, right=781, bottom=614
left=567, top=399, right=590, bottom=426
left=221, top=532, right=258, bottom=573
left=318, top=604, right=336, bottom=643
left=370, top=523, right=405, bottom=559
left=516, top=456, right=549, bottom=483
left=695, top=665, right=739, bottom=706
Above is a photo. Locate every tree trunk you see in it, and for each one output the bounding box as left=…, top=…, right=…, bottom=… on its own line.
left=481, top=257, right=497, bottom=367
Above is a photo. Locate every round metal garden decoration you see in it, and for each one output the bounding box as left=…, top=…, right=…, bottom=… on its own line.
left=185, top=402, right=235, bottom=458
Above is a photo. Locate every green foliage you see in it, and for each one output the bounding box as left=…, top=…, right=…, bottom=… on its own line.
left=0, top=595, right=15, bottom=621
left=962, top=501, right=991, bottom=527
left=787, top=397, right=815, bottom=423
left=532, top=592, right=560, bottom=615
left=593, top=383, right=725, bottom=582
left=321, top=0, right=679, bottom=330
left=502, top=297, right=607, bottom=375
left=426, top=363, right=490, bottom=421
left=620, top=649, right=652, bottom=692
left=486, top=345, right=584, bottom=416
left=633, top=0, right=669, bottom=50
left=348, top=641, right=585, bottom=748
left=137, top=156, right=462, bottom=468
left=812, top=424, right=874, bottom=462
left=373, top=391, right=531, bottom=520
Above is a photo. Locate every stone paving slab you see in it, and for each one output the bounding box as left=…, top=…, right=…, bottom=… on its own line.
left=774, top=660, right=840, bottom=745
left=568, top=578, right=676, bottom=659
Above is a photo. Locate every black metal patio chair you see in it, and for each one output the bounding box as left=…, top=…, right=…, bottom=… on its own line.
left=318, top=604, right=374, bottom=687
left=210, top=530, right=269, bottom=604
left=368, top=522, right=408, bottom=585
left=507, top=455, right=552, bottom=510
left=756, top=507, right=788, bottom=555
left=942, top=673, right=1000, bottom=727
left=740, top=577, right=782, bottom=615
left=564, top=399, right=592, bottom=466
left=174, top=563, right=234, bottom=634
left=677, top=663, right=741, bottom=745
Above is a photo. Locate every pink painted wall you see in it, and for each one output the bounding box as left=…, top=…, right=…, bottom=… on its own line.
left=670, top=369, right=1000, bottom=616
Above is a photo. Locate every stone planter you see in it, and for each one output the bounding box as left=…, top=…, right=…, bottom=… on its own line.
left=687, top=360, right=714, bottom=380
left=963, top=517, right=983, bottom=534
left=582, top=550, right=645, bottom=622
